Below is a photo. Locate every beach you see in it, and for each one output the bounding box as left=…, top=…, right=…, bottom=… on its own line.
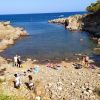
left=0, top=56, right=100, bottom=100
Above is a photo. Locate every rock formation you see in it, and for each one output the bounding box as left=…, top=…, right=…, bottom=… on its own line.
left=66, top=14, right=84, bottom=31
left=83, top=11, right=100, bottom=37
left=49, top=12, right=100, bottom=54
left=0, top=21, right=28, bottom=52
left=48, top=11, right=100, bottom=37
left=49, top=14, right=85, bottom=31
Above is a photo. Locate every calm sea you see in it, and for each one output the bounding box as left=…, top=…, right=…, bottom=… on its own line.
left=0, top=12, right=99, bottom=61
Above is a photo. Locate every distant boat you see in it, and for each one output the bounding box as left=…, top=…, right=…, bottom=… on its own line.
left=59, top=15, right=64, bottom=18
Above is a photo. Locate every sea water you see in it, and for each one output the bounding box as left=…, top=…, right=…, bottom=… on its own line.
left=0, top=12, right=98, bottom=61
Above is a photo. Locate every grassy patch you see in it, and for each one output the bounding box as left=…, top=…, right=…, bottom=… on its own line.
left=0, top=94, right=25, bottom=100
left=0, top=94, right=11, bottom=100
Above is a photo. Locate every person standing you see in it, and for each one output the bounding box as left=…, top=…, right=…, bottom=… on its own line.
left=14, top=55, right=18, bottom=67
left=17, top=56, right=21, bottom=68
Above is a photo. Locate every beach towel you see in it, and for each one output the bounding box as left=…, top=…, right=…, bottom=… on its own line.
left=33, top=65, right=40, bottom=73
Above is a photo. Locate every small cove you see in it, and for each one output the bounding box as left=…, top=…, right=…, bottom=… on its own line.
left=0, top=12, right=99, bottom=61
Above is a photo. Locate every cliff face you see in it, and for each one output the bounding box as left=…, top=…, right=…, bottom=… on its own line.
left=83, top=11, right=100, bottom=37
left=0, top=21, right=28, bottom=52
left=66, top=15, right=84, bottom=31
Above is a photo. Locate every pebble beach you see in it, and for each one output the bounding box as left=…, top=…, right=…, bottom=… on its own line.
left=0, top=57, right=100, bottom=100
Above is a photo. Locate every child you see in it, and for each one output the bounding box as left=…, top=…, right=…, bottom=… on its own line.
left=14, top=74, right=21, bottom=89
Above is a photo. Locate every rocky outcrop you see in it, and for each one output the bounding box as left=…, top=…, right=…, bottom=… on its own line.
left=49, top=12, right=100, bottom=54
left=48, top=18, right=67, bottom=24
left=49, top=14, right=85, bottom=31
left=0, top=21, right=28, bottom=52
left=49, top=11, right=100, bottom=37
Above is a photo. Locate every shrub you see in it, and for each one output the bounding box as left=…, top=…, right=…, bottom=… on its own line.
left=86, top=1, right=100, bottom=12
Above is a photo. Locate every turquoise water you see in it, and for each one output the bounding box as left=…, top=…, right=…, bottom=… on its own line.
left=0, top=12, right=97, bottom=60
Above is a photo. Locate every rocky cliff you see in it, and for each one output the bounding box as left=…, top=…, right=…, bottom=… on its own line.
left=49, top=12, right=100, bottom=37
left=83, top=11, right=100, bottom=37
left=0, top=21, right=28, bottom=52
left=49, top=14, right=85, bottom=31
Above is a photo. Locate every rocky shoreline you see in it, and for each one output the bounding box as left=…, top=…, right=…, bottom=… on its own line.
left=49, top=12, right=100, bottom=53
left=0, top=21, right=28, bottom=52
left=48, top=11, right=100, bottom=38
left=48, top=14, right=85, bottom=31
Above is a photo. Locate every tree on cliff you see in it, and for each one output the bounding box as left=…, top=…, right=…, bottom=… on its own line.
left=97, top=0, right=100, bottom=3
left=86, top=0, right=100, bottom=12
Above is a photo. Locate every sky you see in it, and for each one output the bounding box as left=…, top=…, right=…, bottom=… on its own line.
left=0, top=0, right=96, bottom=14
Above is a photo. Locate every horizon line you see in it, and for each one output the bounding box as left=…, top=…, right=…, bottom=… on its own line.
left=0, top=11, right=87, bottom=16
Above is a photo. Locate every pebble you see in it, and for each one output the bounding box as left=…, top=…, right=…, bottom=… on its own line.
left=97, top=74, right=100, bottom=76
left=35, top=96, right=41, bottom=100
left=71, top=82, right=75, bottom=86
left=58, top=86, right=62, bottom=91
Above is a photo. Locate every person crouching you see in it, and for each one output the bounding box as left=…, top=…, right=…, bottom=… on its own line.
left=28, top=75, right=34, bottom=90
left=14, top=74, right=21, bottom=89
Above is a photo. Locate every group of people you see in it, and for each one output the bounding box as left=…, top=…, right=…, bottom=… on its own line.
left=14, top=55, right=21, bottom=67
left=13, top=54, right=91, bottom=90
left=14, top=74, right=34, bottom=90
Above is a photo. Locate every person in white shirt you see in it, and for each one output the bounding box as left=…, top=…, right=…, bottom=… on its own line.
left=14, top=74, right=21, bottom=89
left=14, top=55, right=18, bottom=67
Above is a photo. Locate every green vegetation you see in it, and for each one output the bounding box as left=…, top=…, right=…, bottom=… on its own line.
left=0, top=94, right=11, bottom=100
left=0, top=94, right=24, bottom=100
left=86, top=0, right=100, bottom=12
